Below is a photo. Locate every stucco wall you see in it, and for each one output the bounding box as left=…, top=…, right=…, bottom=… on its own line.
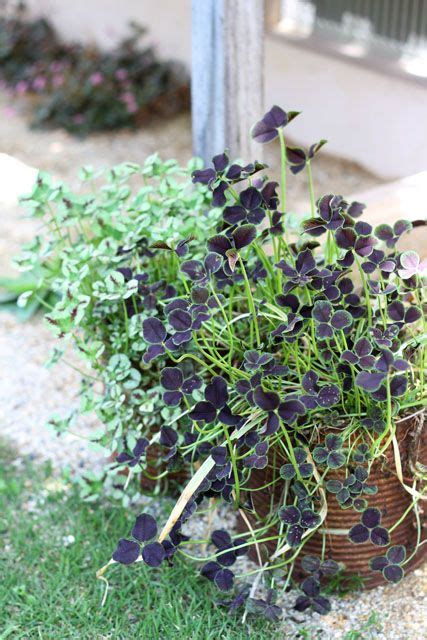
left=26, top=0, right=427, bottom=179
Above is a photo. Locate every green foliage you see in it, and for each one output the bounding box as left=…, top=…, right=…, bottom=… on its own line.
left=0, top=272, right=56, bottom=320
left=13, top=156, right=219, bottom=498
left=343, top=612, right=383, bottom=639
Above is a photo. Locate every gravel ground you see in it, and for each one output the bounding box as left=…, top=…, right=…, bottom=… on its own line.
left=1, top=90, right=426, bottom=639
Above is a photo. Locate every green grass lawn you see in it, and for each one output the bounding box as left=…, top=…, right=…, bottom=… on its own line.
left=0, top=443, right=276, bottom=640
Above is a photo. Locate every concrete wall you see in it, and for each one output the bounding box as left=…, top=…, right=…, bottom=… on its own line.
left=27, top=0, right=427, bottom=179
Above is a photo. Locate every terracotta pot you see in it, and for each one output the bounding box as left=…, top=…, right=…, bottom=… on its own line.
left=237, top=414, right=426, bottom=588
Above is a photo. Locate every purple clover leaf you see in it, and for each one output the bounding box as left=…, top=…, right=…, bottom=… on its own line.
left=243, top=350, right=274, bottom=372
left=223, top=186, right=266, bottom=226
left=160, top=366, right=202, bottom=406
left=352, top=442, right=372, bottom=463
left=277, top=395, right=306, bottom=424
left=280, top=447, right=313, bottom=480
left=276, top=248, right=318, bottom=292
left=251, top=105, right=300, bottom=144
left=375, top=220, right=412, bottom=248
left=294, top=577, right=331, bottom=615
left=303, top=194, right=345, bottom=237
left=370, top=545, right=406, bottom=583
left=361, top=408, right=386, bottom=435
left=192, top=151, right=266, bottom=206
left=207, top=224, right=257, bottom=271
left=301, top=555, right=340, bottom=578
left=211, top=528, right=246, bottom=566
left=369, top=324, right=399, bottom=349
left=279, top=504, right=321, bottom=546
left=246, top=589, right=282, bottom=622
left=312, top=434, right=346, bottom=469
left=326, top=466, right=376, bottom=510
left=131, top=513, right=157, bottom=542
left=368, top=279, right=397, bottom=296
left=150, top=236, right=193, bottom=258
left=141, top=542, right=166, bottom=567
left=387, top=300, right=422, bottom=326
left=243, top=440, right=269, bottom=470
left=142, top=317, right=167, bottom=363
left=181, top=252, right=222, bottom=285
left=112, top=512, right=166, bottom=568
left=270, top=313, right=305, bottom=344
left=112, top=539, right=140, bottom=565
left=362, top=249, right=396, bottom=275
left=189, top=376, right=233, bottom=426
left=312, top=300, right=352, bottom=339
left=201, top=561, right=234, bottom=591
left=335, top=223, right=377, bottom=257
left=218, top=584, right=250, bottom=613
left=356, top=349, right=409, bottom=398
left=300, top=370, right=341, bottom=409
left=116, top=437, right=149, bottom=467
left=287, top=139, right=327, bottom=174
left=341, top=337, right=376, bottom=369
left=348, top=507, right=390, bottom=546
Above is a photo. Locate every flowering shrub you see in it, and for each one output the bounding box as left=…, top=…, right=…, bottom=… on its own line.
left=92, top=106, right=424, bottom=621
left=0, top=4, right=188, bottom=134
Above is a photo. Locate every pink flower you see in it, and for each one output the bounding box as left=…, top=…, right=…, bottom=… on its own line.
left=126, top=101, right=138, bottom=114
left=120, top=91, right=138, bottom=114
left=15, top=80, right=29, bottom=95
left=72, top=114, right=84, bottom=125
left=52, top=74, right=64, bottom=88
left=89, top=72, right=104, bottom=86
left=115, top=68, right=128, bottom=81
left=33, top=76, right=47, bottom=91
left=50, top=61, right=64, bottom=73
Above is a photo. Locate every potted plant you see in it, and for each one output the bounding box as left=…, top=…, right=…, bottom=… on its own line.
left=99, top=106, right=426, bottom=621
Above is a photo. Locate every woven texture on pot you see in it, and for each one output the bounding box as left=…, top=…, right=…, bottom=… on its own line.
left=237, top=414, right=426, bottom=589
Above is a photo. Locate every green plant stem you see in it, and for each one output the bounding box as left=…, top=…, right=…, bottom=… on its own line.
left=389, top=487, right=425, bottom=534
left=306, top=160, right=315, bottom=218
left=209, top=283, right=234, bottom=368
left=121, top=300, right=129, bottom=353
left=355, top=255, right=372, bottom=326
left=278, top=128, right=287, bottom=214
left=238, top=254, right=261, bottom=348
left=223, top=427, right=240, bottom=507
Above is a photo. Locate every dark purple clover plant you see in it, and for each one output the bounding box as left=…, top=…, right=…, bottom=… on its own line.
left=97, top=106, right=425, bottom=624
